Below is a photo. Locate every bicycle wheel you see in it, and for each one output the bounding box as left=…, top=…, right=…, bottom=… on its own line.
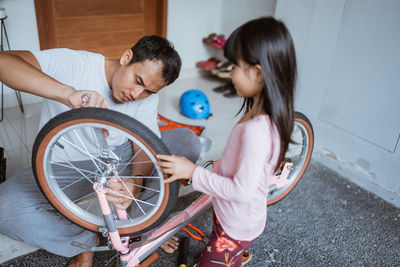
left=267, top=112, right=314, bottom=205
left=32, top=108, right=179, bottom=235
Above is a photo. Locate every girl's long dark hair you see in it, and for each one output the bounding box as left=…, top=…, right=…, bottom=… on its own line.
left=224, top=17, right=297, bottom=166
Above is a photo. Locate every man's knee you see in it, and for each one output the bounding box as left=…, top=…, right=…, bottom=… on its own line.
left=161, top=128, right=201, bottom=162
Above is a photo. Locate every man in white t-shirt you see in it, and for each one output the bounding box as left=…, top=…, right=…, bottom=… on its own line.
left=0, top=36, right=199, bottom=266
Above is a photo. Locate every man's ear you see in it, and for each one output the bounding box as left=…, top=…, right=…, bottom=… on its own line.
left=120, top=49, right=133, bottom=66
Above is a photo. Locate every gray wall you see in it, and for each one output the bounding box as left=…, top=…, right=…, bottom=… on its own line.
left=276, top=0, right=400, bottom=207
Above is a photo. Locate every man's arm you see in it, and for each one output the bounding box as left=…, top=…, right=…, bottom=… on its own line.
left=0, top=50, right=106, bottom=108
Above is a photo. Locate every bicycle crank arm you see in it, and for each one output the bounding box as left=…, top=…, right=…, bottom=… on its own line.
left=71, top=241, right=111, bottom=252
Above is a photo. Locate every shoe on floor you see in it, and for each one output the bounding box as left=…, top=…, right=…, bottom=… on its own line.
left=211, top=61, right=232, bottom=79
left=196, top=57, right=220, bottom=71
left=223, top=88, right=237, bottom=98
left=215, top=64, right=232, bottom=79
left=213, top=83, right=232, bottom=93
left=241, top=250, right=252, bottom=266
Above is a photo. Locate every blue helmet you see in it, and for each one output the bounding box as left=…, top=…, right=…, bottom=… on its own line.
left=179, top=89, right=211, bottom=119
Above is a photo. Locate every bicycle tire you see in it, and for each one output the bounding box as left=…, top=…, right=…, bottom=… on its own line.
left=267, top=111, right=314, bottom=205
left=32, top=108, right=179, bottom=235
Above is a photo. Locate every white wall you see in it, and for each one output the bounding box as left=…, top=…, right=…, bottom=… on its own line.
left=220, top=0, right=276, bottom=37
left=275, top=0, right=400, bottom=207
left=167, top=0, right=276, bottom=76
left=0, top=0, right=42, bottom=107
left=166, top=0, right=223, bottom=74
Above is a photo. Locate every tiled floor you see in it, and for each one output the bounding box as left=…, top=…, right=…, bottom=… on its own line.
left=0, top=75, right=240, bottom=263
left=0, top=102, right=42, bottom=263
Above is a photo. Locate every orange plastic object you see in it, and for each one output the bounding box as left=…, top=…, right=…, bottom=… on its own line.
left=182, top=223, right=206, bottom=242
left=158, top=114, right=205, bottom=136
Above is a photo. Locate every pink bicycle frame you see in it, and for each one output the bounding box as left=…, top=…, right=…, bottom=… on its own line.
left=73, top=160, right=292, bottom=266
left=92, top=182, right=211, bottom=266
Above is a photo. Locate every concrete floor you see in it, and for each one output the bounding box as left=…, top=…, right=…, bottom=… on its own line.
left=2, top=160, right=399, bottom=266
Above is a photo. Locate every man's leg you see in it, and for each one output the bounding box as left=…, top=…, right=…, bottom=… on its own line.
left=160, top=128, right=201, bottom=163
left=159, top=128, right=201, bottom=253
left=0, top=167, right=97, bottom=258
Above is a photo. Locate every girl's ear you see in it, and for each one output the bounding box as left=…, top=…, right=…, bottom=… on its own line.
left=254, top=64, right=264, bottom=83
left=120, top=49, right=133, bottom=66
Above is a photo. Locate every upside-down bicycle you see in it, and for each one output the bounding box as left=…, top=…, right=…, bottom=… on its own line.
left=32, top=108, right=313, bottom=266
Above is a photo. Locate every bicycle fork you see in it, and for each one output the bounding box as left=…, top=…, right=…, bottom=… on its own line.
left=93, top=127, right=132, bottom=265
left=94, top=182, right=131, bottom=266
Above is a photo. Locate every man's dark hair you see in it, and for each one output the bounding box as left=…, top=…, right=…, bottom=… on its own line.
left=129, top=35, right=181, bottom=85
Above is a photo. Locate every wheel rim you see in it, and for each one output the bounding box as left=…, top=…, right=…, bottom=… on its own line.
left=267, top=119, right=312, bottom=202
left=37, top=121, right=166, bottom=231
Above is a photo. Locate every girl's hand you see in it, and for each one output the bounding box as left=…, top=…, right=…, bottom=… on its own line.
left=157, top=154, right=197, bottom=184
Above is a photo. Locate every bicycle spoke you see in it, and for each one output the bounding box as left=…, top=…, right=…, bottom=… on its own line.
left=107, top=188, right=157, bottom=207
left=49, top=175, right=96, bottom=179
left=129, top=197, right=155, bottom=207
left=118, top=160, right=154, bottom=166
left=50, top=161, right=94, bottom=185
left=60, top=176, right=87, bottom=191
left=73, top=191, right=96, bottom=204
left=73, top=130, right=103, bottom=173
left=58, top=136, right=106, bottom=169
left=125, top=212, right=134, bottom=223
left=124, top=181, right=160, bottom=193
left=107, top=189, right=147, bottom=215
left=84, top=197, right=97, bottom=213
left=100, top=175, right=161, bottom=179
left=111, top=175, right=148, bottom=215
left=117, top=147, right=143, bottom=174
left=50, top=161, right=100, bottom=177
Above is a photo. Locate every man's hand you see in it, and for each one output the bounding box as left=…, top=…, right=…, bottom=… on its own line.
left=67, top=90, right=107, bottom=109
left=157, top=154, right=197, bottom=184
left=106, top=180, right=134, bottom=210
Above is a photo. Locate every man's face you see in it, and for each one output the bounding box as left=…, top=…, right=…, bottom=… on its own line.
left=111, top=58, right=166, bottom=103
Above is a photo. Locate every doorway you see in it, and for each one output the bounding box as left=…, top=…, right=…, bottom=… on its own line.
left=34, top=0, right=167, bottom=58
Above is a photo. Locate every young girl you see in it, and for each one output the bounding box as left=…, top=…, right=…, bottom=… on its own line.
left=157, top=17, right=297, bottom=266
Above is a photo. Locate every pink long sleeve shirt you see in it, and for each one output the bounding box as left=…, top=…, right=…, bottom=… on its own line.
left=192, top=114, right=281, bottom=241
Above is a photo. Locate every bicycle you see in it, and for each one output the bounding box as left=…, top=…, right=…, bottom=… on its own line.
left=32, top=108, right=313, bottom=266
